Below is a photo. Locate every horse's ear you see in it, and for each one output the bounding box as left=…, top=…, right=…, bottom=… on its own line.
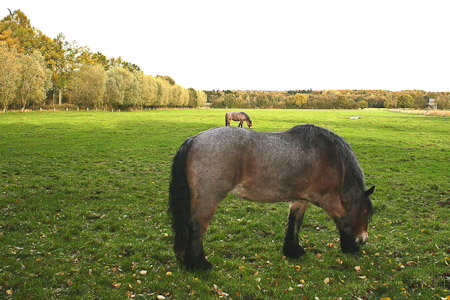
left=365, top=186, right=375, bottom=197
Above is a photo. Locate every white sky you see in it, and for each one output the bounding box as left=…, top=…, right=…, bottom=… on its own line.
left=1, top=0, right=449, bottom=91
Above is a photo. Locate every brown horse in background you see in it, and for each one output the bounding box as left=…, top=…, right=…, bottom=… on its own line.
left=169, top=125, right=374, bottom=270
left=225, top=111, right=252, bottom=128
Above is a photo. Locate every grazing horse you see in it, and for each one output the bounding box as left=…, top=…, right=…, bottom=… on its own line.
left=169, top=125, right=374, bottom=270
left=225, top=111, right=253, bottom=128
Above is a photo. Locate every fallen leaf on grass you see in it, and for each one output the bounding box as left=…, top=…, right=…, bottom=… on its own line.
left=112, top=283, right=122, bottom=288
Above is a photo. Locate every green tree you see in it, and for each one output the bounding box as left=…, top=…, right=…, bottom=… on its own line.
left=358, top=100, right=368, bottom=109
left=188, top=88, right=198, bottom=107
left=397, top=94, right=414, bottom=108
left=224, top=94, right=237, bottom=108
left=0, top=43, right=20, bottom=112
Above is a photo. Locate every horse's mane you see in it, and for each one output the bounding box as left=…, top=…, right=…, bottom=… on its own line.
left=288, top=125, right=369, bottom=214
left=240, top=112, right=252, bottom=124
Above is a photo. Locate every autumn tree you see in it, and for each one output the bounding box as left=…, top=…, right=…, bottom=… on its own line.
left=15, top=50, right=51, bottom=111
left=155, top=76, right=171, bottom=107
left=135, top=72, right=158, bottom=107
left=294, top=93, right=308, bottom=108
left=67, top=64, right=106, bottom=108
left=104, top=66, right=134, bottom=109
left=196, top=90, right=207, bottom=107
left=0, top=10, right=37, bottom=54
left=0, top=43, right=20, bottom=112
left=180, top=88, right=190, bottom=107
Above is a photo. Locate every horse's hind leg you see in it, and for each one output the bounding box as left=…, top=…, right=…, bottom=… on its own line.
left=184, top=196, right=222, bottom=270
left=283, top=201, right=308, bottom=258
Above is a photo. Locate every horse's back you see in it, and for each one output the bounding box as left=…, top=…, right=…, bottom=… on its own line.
left=186, top=125, right=353, bottom=203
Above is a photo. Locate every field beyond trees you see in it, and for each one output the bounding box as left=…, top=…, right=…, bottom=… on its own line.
left=0, top=109, right=449, bottom=299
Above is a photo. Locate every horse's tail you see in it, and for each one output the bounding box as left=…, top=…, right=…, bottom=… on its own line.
left=225, top=113, right=228, bottom=126
left=169, top=137, right=194, bottom=262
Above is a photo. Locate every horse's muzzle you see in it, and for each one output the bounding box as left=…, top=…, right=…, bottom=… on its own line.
left=355, top=231, right=368, bottom=244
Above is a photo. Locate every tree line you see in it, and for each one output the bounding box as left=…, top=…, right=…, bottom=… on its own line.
left=0, top=10, right=206, bottom=112
left=206, top=89, right=450, bottom=110
left=2, top=10, right=449, bottom=113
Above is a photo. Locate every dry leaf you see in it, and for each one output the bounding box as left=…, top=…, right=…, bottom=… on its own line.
left=112, top=283, right=122, bottom=288
left=324, top=277, right=330, bottom=284
left=156, top=296, right=165, bottom=300
left=139, top=270, right=147, bottom=275
left=166, top=271, right=172, bottom=276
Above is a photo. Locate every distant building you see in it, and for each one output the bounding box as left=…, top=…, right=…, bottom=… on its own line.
left=427, top=98, right=437, bottom=110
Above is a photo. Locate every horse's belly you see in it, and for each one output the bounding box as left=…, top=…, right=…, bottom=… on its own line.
left=229, top=184, right=294, bottom=203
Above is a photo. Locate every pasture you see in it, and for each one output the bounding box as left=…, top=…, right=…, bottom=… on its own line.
left=0, top=109, right=448, bottom=299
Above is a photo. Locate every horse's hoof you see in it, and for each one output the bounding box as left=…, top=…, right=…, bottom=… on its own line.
left=283, top=243, right=306, bottom=258
left=185, top=257, right=212, bottom=270
left=340, top=239, right=360, bottom=254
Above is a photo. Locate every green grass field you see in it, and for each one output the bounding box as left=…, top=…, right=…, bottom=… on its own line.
left=0, top=109, right=449, bottom=299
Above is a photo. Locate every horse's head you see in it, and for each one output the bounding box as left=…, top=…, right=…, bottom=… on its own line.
left=245, top=115, right=253, bottom=128
left=352, top=186, right=375, bottom=244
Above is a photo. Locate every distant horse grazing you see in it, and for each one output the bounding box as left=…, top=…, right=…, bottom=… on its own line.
left=225, top=111, right=252, bottom=128
left=169, top=125, right=374, bottom=270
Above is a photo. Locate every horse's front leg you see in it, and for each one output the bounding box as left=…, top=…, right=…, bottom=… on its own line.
left=239, top=121, right=243, bottom=127
left=283, top=201, right=308, bottom=258
left=320, top=193, right=359, bottom=254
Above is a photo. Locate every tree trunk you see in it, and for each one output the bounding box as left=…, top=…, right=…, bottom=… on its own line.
left=58, top=89, right=62, bottom=105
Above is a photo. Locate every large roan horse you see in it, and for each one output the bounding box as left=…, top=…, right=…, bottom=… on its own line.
left=169, top=125, right=374, bottom=270
left=225, top=111, right=253, bottom=128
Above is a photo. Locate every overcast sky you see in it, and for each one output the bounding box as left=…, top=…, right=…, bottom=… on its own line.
left=2, top=0, right=449, bottom=91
